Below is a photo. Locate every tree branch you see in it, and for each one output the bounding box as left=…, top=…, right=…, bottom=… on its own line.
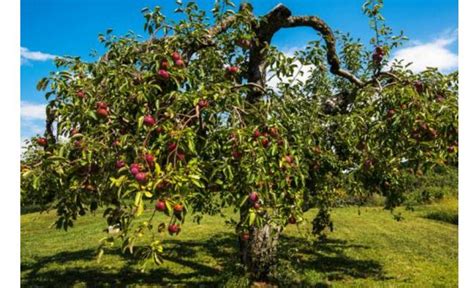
left=279, top=16, right=365, bottom=87
left=45, top=104, right=56, bottom=144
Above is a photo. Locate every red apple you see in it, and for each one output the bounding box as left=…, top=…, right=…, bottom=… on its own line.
left=372, top=52, right=383, bottom=64
left=155, top=200, right=166, bottom=211
left=160, top=59, right=170, bottom=70
left=249, top=191, right=258, bottom=203
left=143, top=115, right=156, bottom=127
left=171, top=51, right=181, bottom=62
left=284, top=155, right=293, bottom=164
left=198, top=99, right=209, bottom=109
left=174, top=59, right=185, bottom=68
left=168, top=223, right=180, bottom=235
left=76, top=90, right=85, bottom=98
left=226, top=66, right=239, bottom=74
left=241, top=232, right=250, bottom=241
left=168, top=143, right=177, bottom=152
left=135, top=172, right=147, bottom=183
left=231, top=150, right=242, bottom=159
left=261, top=137, right=270, bottom=148
left=36, top=137, right=47, bottom=147
left=145, top=153, right=155, bottom=166
left=158, top=69, right=170, bottom=80
left=253, top=202, right=261, bottom=210
left=253, top=129, right=261, bottom=139
left=177, top=152, right=185, bottom=161
left=288, top=216, right=297, bottom=224
left=115, top=160, right=125, bottom=169
left=447, top=145, right=456, bottom=153
left=96, top=108, right=108, bottom=118
left=269, top=127, right=278, bottom=137
left=130, top=163, right=140, bottom=175
left=173, top=204, right=184, bottom=214
left=156, top=127, right=164, bottom=134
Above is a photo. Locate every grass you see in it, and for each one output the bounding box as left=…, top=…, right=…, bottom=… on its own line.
left=21, top=198, right=458, bottom=287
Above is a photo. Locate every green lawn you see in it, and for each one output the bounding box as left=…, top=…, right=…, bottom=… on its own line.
left=21, top=198, right=458, bottom=287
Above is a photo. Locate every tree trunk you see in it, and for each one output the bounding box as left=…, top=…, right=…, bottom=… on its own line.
left=239, top=223, right=282, bottom=281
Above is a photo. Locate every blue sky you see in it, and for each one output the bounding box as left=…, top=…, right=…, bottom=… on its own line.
left=20, top=0, right=458, bottom=143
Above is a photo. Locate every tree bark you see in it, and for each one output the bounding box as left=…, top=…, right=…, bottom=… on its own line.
left=239, top=223, right=283, bottom=281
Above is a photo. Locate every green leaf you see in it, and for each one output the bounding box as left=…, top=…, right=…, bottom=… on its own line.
left=144, top=191, right=153, bottom=198
left=249, top=211, right=256, bottom=226
left=88, top=110, right=98, bottom=121
left=138, top=115, right=144, bottom=131
left=239, top=195, right=249, bottom=207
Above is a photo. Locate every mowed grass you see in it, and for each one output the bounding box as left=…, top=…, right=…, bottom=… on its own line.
left=21, top=198, right=457, bottom=287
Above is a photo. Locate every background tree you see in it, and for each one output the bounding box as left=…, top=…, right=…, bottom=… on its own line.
left=21, top=0, right=457, bottom=281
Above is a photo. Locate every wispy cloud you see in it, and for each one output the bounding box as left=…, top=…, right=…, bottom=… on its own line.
left=21, top=101, right=46, bottom=120
left=21, top=47, right=57, bottom=65
left=389, top=30, right=458, bottom=73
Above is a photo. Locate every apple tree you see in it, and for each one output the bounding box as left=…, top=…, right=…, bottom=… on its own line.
left=21, top=0, right=457, bottom=281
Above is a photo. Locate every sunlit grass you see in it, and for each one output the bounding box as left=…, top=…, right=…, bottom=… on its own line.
left=21, top=198, right=457, bottom=287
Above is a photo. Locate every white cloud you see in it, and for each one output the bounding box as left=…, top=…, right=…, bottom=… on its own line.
left=21, top=101, right=46, bottom=120
left=20, top=104, right=45, bottom=154
left=389, top=31, right=458, bottom=73
left=21, top=120, right=43, bottom=135
left=21, top=47, right=57, bottom=65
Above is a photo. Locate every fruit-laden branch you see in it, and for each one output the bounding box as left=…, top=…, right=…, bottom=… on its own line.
left=101, top=3, right=374, bottom=102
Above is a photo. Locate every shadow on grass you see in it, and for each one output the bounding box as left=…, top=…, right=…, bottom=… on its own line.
left=22, top=233, right=388, bottom=286
left=423, top=211, right=458, bottom=225
left=277, top=236, right=390, bottom=285
left=21, top=233, right=238, bottom=287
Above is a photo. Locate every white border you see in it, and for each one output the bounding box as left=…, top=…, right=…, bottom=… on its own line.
left=5, top=0, right=467, bottom=287
left=0, top=0, right=20, bottom=286
left=459, top=0, right=473, bottom=287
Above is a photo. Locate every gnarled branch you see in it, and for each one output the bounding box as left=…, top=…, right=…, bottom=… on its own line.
left=280, top=16, right=365, bottom=87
